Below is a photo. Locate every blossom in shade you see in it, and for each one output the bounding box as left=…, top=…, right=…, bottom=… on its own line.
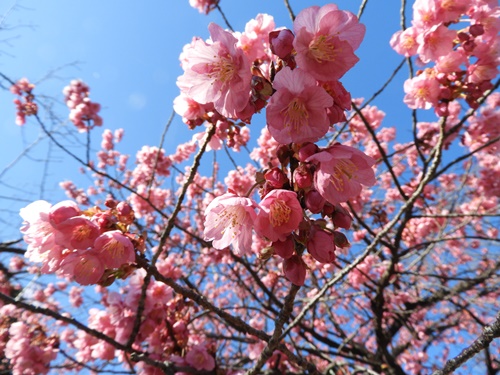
left=185, top=344, right=215, bottom=371
left=307, top=226, right=336, bottom=263
left=266, top=67, right=333, bottom=144
left=293, top=4, right=365, bottom=81
left=93, top=230, right=135, bottom=269
left=272, top=236, right=295, bottom=259
left=255, top=189, right=303, bottom=242
left=307, top=144, right=376, bottom=205
left=283, top=254, right=306, bottom=286
left=177, top=23, right=252, bottom=119
left=204, top=192, right=257, bottom=255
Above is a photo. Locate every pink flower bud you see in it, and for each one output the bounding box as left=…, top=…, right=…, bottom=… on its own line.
left=304, top=190, right=326, bottom=214
left=307, top=226, right=336, bottom=263
left=333, top=231, right=350, bottom=248
left=264, top=167, right=288, bottom=188
left=293, top=165, right=313, bottom=189
left=469, top=24, right=484, bottom=37
left=269, top=29, right=295, bottom=59
left=297, top=143, right=318, bottom=162
left=283, top=254, right=306, bottom=286
left=331, top=204, right=352, bottom=229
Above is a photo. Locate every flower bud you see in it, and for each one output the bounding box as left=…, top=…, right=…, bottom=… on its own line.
left=305, top=190, right=326, bottom=214
left=269, top=29, right=295, bottom=59
left=293, top=164, right=313, bottom=189
left=264, top=167, right=288, bottom=188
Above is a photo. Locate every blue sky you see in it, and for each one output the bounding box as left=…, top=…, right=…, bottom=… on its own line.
left=0, top=0, right=409, bottom=238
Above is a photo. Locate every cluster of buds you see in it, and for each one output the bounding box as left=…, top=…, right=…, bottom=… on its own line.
left=10, top=78, right=38, bottom=126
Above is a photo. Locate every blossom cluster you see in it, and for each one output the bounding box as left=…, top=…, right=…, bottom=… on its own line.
left=197, top=5, right=376, bottom=285
left=391, top=0, right=499, bottom=114
left=63, top=79, right=103, bottom=132
left=10, top=78, right=38, bottom=126
left=1, top=307, right=59, bottom=375
left=19, top=198, right=140, bottom=285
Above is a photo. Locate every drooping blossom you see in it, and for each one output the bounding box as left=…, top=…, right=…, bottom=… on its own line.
left=307, top=144, right=376, bottom=205
left=273, top=236, right=295, bottom=259
left=266, top=67, right=333, bottom=144
left=254, top=189, right=303, bottom=242
left=177, top=23, right=252, bottom=119
left=307, top=226, right=336, bottom=263
left=93, top=230, right=135, bottom=269
left=185, top=344, right=215, bottom=371
left=283, top=254, right=306, bottom=286
left=203, top=191, right=257, bottom=255
left=293, top=4, right=365, bottom=81
left=60, top=250, right=105, bottom=285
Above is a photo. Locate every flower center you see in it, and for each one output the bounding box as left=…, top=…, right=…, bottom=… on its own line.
left=330, top=159, right=358, bottom=191
left=210, top=54, right=236, bottom=84
left=74, top=225, right=92, bottom=241
left=215, top=206, right=244, bottom=236
left=269, top=199, right=291, bottom=227
left=102, top=240, right=124, bottom=259
left=282, top=98, right=308, bottom=131
left=309, top=35, right=337, bottom=63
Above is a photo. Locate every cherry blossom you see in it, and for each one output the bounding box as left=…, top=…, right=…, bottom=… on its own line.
left=177, top=23, right=252, bottom=119
left=266, top=67, right=333, bottom=144
left=203, top=191, right=257, bottom=255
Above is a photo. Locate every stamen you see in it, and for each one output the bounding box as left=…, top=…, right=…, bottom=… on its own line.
left=309, top=35, right=337, bottom=63
left=269, top=199, right=291, bottom=227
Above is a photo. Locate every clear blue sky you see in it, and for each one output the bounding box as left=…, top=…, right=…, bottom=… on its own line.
left=0, top=0, right=408, bottom=240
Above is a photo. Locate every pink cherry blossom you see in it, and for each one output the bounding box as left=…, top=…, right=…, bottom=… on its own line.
left=307, top=144, right=376, bottom=205
left=93, top=230, right=135, bottom=269
left=416, top=24, right=456, bottom=63
left=255, top=189, right=303, bottom=242
left=177, top=23, right=252, bottom=119
left=203, top=192, right=257, bottom=255
left=390, top=27, right=419, bottom=57
left=237, top=14, right=276, bottom=62
left=48, top=200, right=81, bottom=228
left=185, top=344, right=215, bottom=371
left=266, top=67, right=333, bottom=144
left=55, top=216, right=101, bottom=250
left=60, top=250, right=105, bottom=285
left=293, top=4, right=365, bottom=81
left=403, top=70, right=440, bottom=110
